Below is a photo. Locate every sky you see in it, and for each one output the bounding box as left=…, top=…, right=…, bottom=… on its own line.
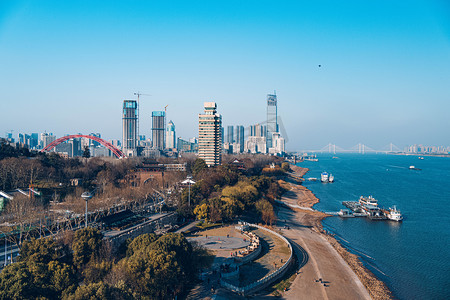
left=0, top=0, right=449, bottom=151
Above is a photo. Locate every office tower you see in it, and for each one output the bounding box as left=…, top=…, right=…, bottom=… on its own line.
left=227, top=125, right=234, bottom=144
left=89, top=133, right=101, bottom=147
left=122, top=100, right=138, bottom=156
left=41, top=133, right=56, bottom=148
left=30, top=133, right=38, bottom=149
left=152, top=111, right=165, bottom=150
left=269, top=132, right=285, bottom=155
left=266, top=93, right=278, bottom=149
left=235, top=125, right=244, bottom=153
left=250, top=124, right=266, bottom=137
left=198, top=102, right=222, bottom=167
left=166, top=120, right=176, bottom=149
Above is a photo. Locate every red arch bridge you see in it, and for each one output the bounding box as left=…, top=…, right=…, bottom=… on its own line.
left=40, top=135, right=126, bottom=159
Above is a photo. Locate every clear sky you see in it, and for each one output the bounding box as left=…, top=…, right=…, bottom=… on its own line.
left=1, top=0, right=449, bottom=151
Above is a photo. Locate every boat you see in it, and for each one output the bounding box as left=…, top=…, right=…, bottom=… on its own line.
left=409, top=165, right=422, bottom=170
left=321, top=172, right=329, bottom=182
left=307, top=177, right=317, bottom=181
left=338, top=209, right=354, bottom=218
left=359, top=195, right=378, bottom=207
left=386, top=206, right=403, bottom=222
left=418, top=157, right=424, bottom=160
left=328, top=174, right=334, bottom=183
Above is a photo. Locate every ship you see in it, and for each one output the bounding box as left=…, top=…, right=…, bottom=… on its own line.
left=383, top=206, right=403, bottom=222
left=409, top=165, right=422, bottom=170
left=329, top=174, right=334, bottom=183
left=338, top=209, right=354, bottom=218
left=307, top=177, right=318, bottom=181
left=321, top=172, right=329, bottom=182
left=359, top=195, right=378, bottom=207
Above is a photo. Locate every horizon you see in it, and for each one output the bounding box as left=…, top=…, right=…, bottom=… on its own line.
left=1, top=1, right=449, bottom=151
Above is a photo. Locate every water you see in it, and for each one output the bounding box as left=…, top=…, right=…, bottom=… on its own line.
left=298, top=154, right=450, bottom=300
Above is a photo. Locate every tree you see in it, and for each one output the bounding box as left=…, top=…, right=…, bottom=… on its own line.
left=72, top=228, right=103, bottom=269
left=255, top=199, right=276, bottom=225
left=192, top=158, right=207, bottom=177
left=64, top=282, right=132, bottom=300
left=0, top=237, right=77, bottom=299
left=281, top=162, right=291, bottom=172
left=4, top=194, right=44, bottom=249
left=126, top=233, right=158, bottom=257
left=194, top=203, right=209, bottom=221
left=82, top=146, right=90, bottom=159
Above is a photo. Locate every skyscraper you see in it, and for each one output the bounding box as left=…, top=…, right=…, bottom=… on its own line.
left=235, top=125, right=244, bottom=153
left=198, top=102, right=222, bottom=167
left=266, top=93, right=278, bottom=149
left=226, top=125, right=234, bottom=144
left=152, top=111, right=165, bottom=150
left=166, top=120, right=176, bottom=149
left=122, top=100, right=138, bottom=156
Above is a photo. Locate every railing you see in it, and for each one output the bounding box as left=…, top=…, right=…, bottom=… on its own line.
left=220, top=222, right=293, bottom=296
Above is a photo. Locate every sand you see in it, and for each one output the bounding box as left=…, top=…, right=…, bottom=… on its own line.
left=279, top=164, right=392, bottom=300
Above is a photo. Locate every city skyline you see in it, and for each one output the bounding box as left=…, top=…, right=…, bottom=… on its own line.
left=1, top=1, right=450, bottom=150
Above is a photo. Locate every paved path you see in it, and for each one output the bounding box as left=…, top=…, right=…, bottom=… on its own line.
left=277, top=205, right=371, bottom=300
left=187, top=236, right=250, bottom=250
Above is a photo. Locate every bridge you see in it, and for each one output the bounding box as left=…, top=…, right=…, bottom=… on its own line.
left=300, top=143, right=403, bottom=154
left=40, top=134, right=126, bottom=159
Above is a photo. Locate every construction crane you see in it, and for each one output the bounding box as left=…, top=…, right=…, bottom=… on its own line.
left=133, top=92, right=151, bottom=140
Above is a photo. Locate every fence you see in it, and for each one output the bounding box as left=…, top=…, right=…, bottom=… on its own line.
left=220, top=223, right=293, bottom=296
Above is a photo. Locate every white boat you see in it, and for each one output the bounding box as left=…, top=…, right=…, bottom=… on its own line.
left=386, top=206, right=403, bottom=221
left=328, top=174, right=334, bottom=183
left=359, top=195, right=378, bottom=207
left=321, top=172, right=329, bottom=182
left=338, top=209, right=354, bottom=218
left=307, top=177, right=317, bottom=181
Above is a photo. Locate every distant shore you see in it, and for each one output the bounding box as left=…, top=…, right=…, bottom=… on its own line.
left=285, top=164, right=392, bottom=300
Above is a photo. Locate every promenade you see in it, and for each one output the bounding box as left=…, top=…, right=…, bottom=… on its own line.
left=279, top=165, right=390, bottom=300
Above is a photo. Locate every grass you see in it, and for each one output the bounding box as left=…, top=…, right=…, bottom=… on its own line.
left=196, top=222, right=221, bottom=230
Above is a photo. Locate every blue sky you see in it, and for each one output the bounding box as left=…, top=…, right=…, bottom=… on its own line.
left=0, top=0, right=449, bottom=150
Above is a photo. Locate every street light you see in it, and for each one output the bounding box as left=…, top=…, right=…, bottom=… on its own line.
left=181, top=176, right=195, bottom=206
left=81, top=192, right=93, bottom=228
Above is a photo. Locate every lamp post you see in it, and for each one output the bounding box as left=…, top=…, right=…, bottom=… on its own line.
left=181, top=176, right=195, bottom=206
left=81, top=192, right=93, bottom=228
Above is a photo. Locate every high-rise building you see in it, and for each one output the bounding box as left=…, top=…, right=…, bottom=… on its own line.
left=234, top=125, right=244, bottom=153
left=122, top=100, right=138, bottom=156
left=250, top=124, right=266, bottom=137
left=198, top=102, right=222, bottom=167
left=226, top=125, right=234, bottom=144
left=152, top=111, right=165, bottom=150
left=266, top=93, right=278, bottom=149
left=40, top=133, right=56, bottom=149
left=166, top=120, right=176, bottom=149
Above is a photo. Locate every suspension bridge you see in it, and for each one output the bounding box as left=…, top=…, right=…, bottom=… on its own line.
left=300, top=143, right=403, bottom=154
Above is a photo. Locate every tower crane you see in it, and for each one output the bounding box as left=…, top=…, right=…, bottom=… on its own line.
left=133, top=92, right=151, bottom=140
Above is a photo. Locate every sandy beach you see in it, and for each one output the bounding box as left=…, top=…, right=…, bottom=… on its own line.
left=279, top=164, right=392, bottom=300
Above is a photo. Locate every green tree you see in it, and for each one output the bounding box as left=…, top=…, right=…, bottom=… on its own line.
left=82, top=146, right=90, bottom=158
left=125, top=249, right=180, bottom=299
left=126, top=233, right=158, bottom=257
left=19, top=237, right=60, bottom=264
left=64, top=282, right=132, bottom=300
left=72, top=228, right=103, bottom=269
left=281, top=162, right=291, bottom=172
left=192, top=158, right=207, bottom=176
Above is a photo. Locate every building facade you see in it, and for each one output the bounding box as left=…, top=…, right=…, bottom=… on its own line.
left=166, top=120, right=176, bottom=149
left=152, top=111, right=165, bottom=150
left=198, top=102, right=222, bottom=167
left=122, top=100, right=138, bottom=156
left=266, top=93, right=278, bottom=149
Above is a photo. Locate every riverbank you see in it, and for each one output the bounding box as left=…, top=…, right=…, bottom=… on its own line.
left=282, top=164, right=392, bottom=300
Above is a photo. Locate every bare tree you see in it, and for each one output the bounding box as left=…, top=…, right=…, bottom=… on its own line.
left=4, top=194, right=44, bottom=249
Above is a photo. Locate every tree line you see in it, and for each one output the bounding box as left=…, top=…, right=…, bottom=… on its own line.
left=0, top=228, right=206, bottom=299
